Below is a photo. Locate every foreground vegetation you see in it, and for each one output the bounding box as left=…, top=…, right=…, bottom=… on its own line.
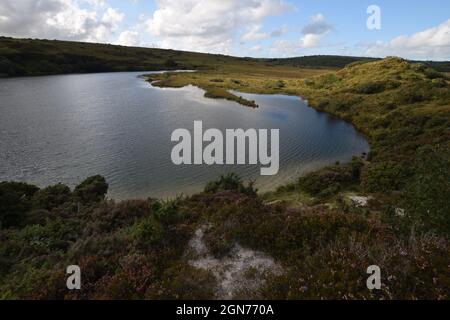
left=0, top=166, right=449, bottom=299
left=0, top=38, right=449, bottom=299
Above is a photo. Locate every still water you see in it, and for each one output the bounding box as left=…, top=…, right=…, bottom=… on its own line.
left=0, top=72, right=369, bottom=199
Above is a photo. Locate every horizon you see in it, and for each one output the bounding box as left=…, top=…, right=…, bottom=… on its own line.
left=3, top=36, right=450, bottom=64
left=0, top=1, right=449, bottom=61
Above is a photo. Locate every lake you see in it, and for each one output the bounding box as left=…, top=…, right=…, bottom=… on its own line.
left=0, top=72, right=369, bottom=199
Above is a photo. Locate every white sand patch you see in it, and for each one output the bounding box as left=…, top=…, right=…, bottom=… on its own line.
left=349, top=195, right=372, bottom=207
left=187, top=226, right=282, bottom=300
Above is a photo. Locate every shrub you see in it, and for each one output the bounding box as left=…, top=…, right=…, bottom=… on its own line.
left=32, top=184, right=72, bottom=211
left=404, top=147, right=450, bottom=236
left=0, top=182, right=39, bottom=229
left=356, top=82, right=386, bottom=94
left=204, top=173, right=257, bottom=196
left=74, top=175, right=108, bottom=204
left=298, top=159, right=362, bottom=198
left=361, top=161, right=410, bottom=192
left=128, top=216, right=164, bottom=247
left=423, top=67, right=442, bottom=79
left=275, top=80, right=286, bottom=88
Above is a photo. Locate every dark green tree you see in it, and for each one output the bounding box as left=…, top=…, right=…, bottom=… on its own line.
left=0, top=182, right=39, bottom=228
left=74, top=175, right=108, bottom=204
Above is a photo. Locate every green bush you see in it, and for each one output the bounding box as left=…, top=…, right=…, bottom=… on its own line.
left=129, top=216, right=165, bottom=247
left=32, top=184, right=72, bottom=211
left=361, top=161, right=410, bottom=192
left=356, top=81, right=386, bottom=94
left=204, top=173, right=257, bottom=196
left=404, top=147, right=450, bottom=235
left=298, top=158, right=363, bottom=198
left=74, top=175, right=108, bottom=204
left=0, top=182, right=39, bottom=229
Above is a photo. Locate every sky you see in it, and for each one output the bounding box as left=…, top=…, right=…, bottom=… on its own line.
left=0, top=0, right=449, bottom=60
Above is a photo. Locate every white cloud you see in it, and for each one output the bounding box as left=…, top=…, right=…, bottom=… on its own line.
left=0, top=0, right=124, bottom=43
left=299, top=13, right=332, bottom=48
left=102, top=7, right=124, bottom=27
left=145, top=0, right=292, bottom=54
left=365, top=19, right=450, bottom=60
left=269, top=13, right=331, bottom=56
left=241, top=25, right=269, bottom=41
left=116, top=30, right=140, bottom=46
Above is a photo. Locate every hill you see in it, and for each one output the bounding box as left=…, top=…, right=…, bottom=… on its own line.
left=265, top=55, right=379, bottom=69
left=0, top=36, right=248, bottom=77
left=266, top=55, right=450, bottom=72
left=2, top=37, right=450, bottom=77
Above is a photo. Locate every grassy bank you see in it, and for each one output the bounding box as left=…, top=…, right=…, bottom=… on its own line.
left=148, top=57, right=450, bottom=196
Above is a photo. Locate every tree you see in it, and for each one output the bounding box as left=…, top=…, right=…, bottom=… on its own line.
left=74, top=175, right=108, bottom=204
left=0, top=182, right=39, bottom=228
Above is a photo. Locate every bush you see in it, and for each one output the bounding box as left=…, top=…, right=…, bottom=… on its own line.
left=32, top=184, right=72, bottom=211
left=0, top=182, right=39, bottom=229
left=404, top=147, right=450, bottom=236
left=74, top=175, right=108, bottom=204
left=129, top=216, right=165, bottom=247
left=298, top=159, right=363, bottom=198
left=204, top=173, right=257, bottom=196
left=361, top=161, right=410, bottom=192
left=356, top=82, right=386, bottom=94
left=275, top=80, right=286, bottom=88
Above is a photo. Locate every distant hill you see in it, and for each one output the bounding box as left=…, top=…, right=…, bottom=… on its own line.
left=1, top=37, right=449, bottom=77
left=265, top=55, right=379, bottom=69
left=266, top=55, right=450, bottom=72
left=0, top=37, right=245, bottom=77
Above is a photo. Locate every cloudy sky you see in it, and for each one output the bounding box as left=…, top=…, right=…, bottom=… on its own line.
left=0, top=0, right=449, bottom=60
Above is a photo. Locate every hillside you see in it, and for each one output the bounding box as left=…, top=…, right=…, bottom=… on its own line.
left=2, top=37, right=450, bottom=78
left=0, top=36, right=249, bottom=77
left=266, top=55, right=379, bottom=69
left=267, top=55, right=450, bottom=72
left=1, top=57, right=449, bottom=299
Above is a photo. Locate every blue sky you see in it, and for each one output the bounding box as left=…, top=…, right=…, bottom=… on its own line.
left=1, top=0, right=449, bottom=60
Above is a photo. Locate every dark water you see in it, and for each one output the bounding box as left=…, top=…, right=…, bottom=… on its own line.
left=0, top=72, right=369, bottom=199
